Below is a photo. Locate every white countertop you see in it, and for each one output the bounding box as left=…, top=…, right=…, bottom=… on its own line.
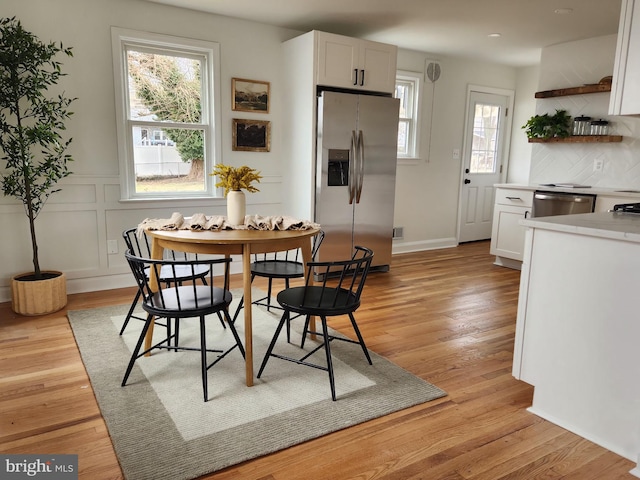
left=494, top=183, right=640, bottom=198
left=521, top=211, right=640, bottom=243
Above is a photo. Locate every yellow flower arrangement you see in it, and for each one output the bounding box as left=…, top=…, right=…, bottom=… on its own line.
left=210, top=164, right=262, bottom=196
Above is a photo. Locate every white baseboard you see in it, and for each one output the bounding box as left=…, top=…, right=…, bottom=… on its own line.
left=0, top=261, right=248, bottom=304
left=493, top=256, right=523, bottom=270
left=392, top=237, right=457, bottom=254
left=0, top=241, right=457, bottom=304
left=631, top=454, right=640, bottom=478
left=527, top=406, right=636, bottom=463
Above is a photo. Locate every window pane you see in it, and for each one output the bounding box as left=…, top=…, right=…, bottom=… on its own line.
left=469, top=103, right=500, bottom=173
left=132, top=126, right=205, bottom=193
left=127, top=49, right=203, bottom=124
left=395, top=72, right=422, bottom=158
left=397, top=120, right=409, bottom=154
left=395, top=83, right=410, bottom=118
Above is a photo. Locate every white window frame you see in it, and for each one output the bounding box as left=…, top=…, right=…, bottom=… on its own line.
left=395, top=70, right=422, bottom=161
left=111, top=27, right=222, bottom=200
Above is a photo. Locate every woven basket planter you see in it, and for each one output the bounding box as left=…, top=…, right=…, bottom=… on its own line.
left=11, top=271, right=67, bottom=316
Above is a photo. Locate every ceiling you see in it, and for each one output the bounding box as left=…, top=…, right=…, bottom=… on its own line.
left=144, top=0, right=623, bottom=67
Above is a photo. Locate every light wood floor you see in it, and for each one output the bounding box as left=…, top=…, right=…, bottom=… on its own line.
left=0, top=241, right=635, bottom=479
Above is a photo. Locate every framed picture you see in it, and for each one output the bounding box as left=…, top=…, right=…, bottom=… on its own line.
left=232, top=77, right=270, bottom=113
left=232, top=118, right=271, bottom=152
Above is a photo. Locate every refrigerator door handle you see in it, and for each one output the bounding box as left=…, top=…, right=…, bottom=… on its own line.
left=349, top=130, right=357, bottom=204
left=356, top=130, right=364, bottom=203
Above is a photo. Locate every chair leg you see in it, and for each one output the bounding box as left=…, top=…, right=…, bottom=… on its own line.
left=217, top=311, right=227, bottom=329
left=173, top=319, right=180, bottom=352
left=320, top=316, right=337, bottom=401
left=348, top=313, right=372, bottom=365
left=200, top=316, right=209, bottom=402
left=232, top=295, right=244, bottom=323
left=285, top=279, right=291, bottom=342
left=257, top=311, right=289, bottom=378
left=301, top=314, right=311, bottom=348
left=122, top=313, right=155, bottom=387
left=232, top=273, right=255, bottom=323
left=223, top=309, right=246, bottom=358
left=119, top=289, right=141, bottom=335
left=266, top=278, right=273, bottom=312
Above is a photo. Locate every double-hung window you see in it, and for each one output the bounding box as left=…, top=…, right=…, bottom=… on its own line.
left=111, top=28, right=221, bottom=199
left=395, top=71, right=422, bottom=160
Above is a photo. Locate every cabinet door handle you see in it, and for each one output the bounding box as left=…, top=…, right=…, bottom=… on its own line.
left=360, top=69, right=365, bottom=86
left=506, top=196, right=522, bottom=200
left=353, top=69, right=358, bottom=86
left=525, top=210, right=530, bottom=218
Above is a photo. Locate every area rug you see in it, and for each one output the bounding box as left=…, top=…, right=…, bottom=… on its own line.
left=67, top=289, right=447, bottom=480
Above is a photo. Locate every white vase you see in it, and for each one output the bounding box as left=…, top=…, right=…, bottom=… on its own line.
left=226, top=190, right=246, bottom=225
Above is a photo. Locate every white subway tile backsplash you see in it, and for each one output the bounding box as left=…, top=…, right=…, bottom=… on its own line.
left=529, top=34, right=640, bottom=190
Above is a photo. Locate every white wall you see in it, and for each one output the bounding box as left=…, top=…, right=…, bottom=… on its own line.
left=529, top=34, right=640, bottom=188
left=507, top=66, right=539, bottom=183
left=0, top=0, right=522, bottom=301
left=0, top=0, right=300, bottom=301
left=392, top=50, right=518, bottom=253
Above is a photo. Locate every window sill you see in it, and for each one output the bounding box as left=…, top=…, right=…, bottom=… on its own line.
left=398, top=157, right=421, bottom=166
left=119, top=195, right=223, bottom=204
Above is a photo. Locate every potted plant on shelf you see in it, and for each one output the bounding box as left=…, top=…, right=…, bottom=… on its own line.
left=522, top=109, right=572, bottom=140
left=0, top=17, right=76, bottom=315
left=210, top=164, right=262, bottom=225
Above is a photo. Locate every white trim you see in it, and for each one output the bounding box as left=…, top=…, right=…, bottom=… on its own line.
left=527, top=406, right=637, bottom=463
left=456, top=84, right=515, bottom=243
left=395, top=70, right=423, bottom=160
left=392, top=237, right=457, bottom=254
left=0, top=240, right=458, bottom=303
left=110, top=27, right=221, bottom=200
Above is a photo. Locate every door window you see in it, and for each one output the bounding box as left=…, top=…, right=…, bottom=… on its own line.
left=470, top=103, right=501, bottom=174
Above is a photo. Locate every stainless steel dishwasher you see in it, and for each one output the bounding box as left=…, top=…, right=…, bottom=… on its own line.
left=532, top=190, right=596, bottom=217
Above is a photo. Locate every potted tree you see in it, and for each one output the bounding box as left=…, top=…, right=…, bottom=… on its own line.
left=0, top=17, right=76, bottom=315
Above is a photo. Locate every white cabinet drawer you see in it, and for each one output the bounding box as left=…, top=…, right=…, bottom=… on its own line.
left=495, top=188, right=533, bottom=207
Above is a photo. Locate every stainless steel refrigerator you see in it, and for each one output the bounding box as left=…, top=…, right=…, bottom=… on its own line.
left=315, top=90, right=400, bottom=271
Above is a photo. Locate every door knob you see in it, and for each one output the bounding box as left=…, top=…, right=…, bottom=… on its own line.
left=464, top=179, right=471, bottom=184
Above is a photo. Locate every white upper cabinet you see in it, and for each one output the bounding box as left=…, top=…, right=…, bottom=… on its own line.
left=609, top=0, right=640, bottom=115
left=316, top=31, right=397, bottom=94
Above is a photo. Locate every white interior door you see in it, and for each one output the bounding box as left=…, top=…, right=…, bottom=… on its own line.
left=458, top=90, right=512, bottom=243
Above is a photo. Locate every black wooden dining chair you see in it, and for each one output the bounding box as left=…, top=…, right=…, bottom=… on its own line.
left=232, top=230, right=325, bottom=339
left=121, top=228, right=212, bottom=335
left=122, top=251, right=245, bottom=402
left=257, top=245, right=374, bottom=401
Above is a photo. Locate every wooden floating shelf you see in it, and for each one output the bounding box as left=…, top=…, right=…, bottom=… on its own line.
left=535, top=84, right=612, bottom=98
left=528, top=135, right=623, bottom=143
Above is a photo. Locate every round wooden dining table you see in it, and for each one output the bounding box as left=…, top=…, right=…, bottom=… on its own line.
left=146, top=228, right=320, bottom=386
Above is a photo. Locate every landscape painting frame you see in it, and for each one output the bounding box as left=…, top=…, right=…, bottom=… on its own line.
left=232, top=118, right=271, bottom=152
left=232, top=78, right=270, bottom=113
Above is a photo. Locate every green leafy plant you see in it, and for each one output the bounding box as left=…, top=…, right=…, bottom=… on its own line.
left=0, top=17, right=76, bottom=279
left=522, top=109, right=571, bottom=139
left=210, top=164, right=262, bottom=196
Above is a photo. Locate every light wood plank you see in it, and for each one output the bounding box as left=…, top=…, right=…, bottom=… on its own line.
left=0, top=241, right=635, bottom=479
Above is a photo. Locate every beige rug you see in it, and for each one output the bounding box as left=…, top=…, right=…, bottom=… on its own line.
left=67, top=289, right=447, bottom=480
